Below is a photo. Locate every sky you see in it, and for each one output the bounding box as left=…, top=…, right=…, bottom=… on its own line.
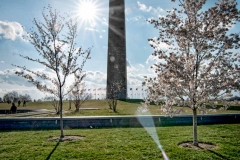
left=0, top=0, right=240, bottom=100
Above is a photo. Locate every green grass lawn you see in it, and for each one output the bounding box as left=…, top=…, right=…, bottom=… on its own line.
left=0, top=124, right=239, bottom=159
left=0, top=99, right=240, bottom=116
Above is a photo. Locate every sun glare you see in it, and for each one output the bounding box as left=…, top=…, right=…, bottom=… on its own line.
left=72, top=0, right=105, bottom=41
left=72, top=0, right=106, bottom=28
left=77, top=0, right=97, bottom=23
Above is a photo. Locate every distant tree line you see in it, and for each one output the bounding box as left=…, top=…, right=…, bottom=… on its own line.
left=3, top=91, right=32, bottom=103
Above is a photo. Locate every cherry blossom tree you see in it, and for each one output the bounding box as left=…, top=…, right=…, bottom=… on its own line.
left=70, top=83, right=92, bottom=112
left=106, top=81, right=125, bottom=112
left=143, top=0, right=240, bottom=146
left=12, top=6, right=91, bottom=138
left=44, top=96, right=59, bottom=114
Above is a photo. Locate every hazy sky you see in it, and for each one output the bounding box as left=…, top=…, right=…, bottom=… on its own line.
left=0, top=0, right=240, bottom=100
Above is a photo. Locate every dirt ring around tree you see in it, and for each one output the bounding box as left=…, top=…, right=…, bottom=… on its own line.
left=47, top=135, right=85, bottom=142
left=178, top=141, right=217, bottom=150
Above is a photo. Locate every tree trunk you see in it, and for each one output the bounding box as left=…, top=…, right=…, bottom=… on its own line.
left=69, top=100, right=71, bottom=110
left=107, top=99, right=112, bottom=109
left=113, top=99, right=117, bottom=113
left=113, top=105, right=116, bottom=112
left=193, top=108, right=198, bottom=146
left=109, top=102, right=112, bottom=109
left=59, top=87, right=64, bottom=138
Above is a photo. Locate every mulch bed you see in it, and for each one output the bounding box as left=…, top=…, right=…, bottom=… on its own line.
left=178, top=141, right=217, bottom=150
left=47, top=135, right=85, bottom=142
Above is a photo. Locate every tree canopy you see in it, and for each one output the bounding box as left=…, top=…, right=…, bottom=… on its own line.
left=13, top=6, right=91, bottom=138
left=143, top=0, right=240, bottom=146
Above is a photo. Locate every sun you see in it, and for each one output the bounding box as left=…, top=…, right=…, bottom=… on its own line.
left=77, top=0, right=97, bottom=23
left=72, top=0, right=105, bottom=28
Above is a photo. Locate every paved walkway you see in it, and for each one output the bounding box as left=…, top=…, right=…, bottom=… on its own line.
left=0, top=108, right=99, bottom=117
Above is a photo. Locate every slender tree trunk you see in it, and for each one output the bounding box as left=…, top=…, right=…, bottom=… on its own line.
left=113, top=99, right=117, bottom=112
left=75, top=103, right=80, bottom=112
left=193, top=108, right=198, bottom=146
left=107, top=99, right=112, bottom=109
left=69, top=100, right=71, bottom=110
left=109, top=101, right=112, bottom=109
left=113, top=104, right=116, bottom=112
left=59, top=87, right=64, bottom=138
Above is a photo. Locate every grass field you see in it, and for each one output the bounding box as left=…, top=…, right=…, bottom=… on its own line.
left=0, top=124, right=239, bottom=159
left=0, top=99, right=240, bottom=116
left=1, top=100, right=239, bottom=159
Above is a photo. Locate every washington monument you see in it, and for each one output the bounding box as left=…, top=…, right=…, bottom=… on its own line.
left=107, top=0, right=127, bottom=99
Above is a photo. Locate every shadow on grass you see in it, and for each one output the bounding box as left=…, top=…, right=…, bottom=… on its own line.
left=206, top=149, right=229, bottom=160
left=205, top=105, right=240, bottom=111
left=179, top=141, right=229, bottom=159
left=197, top=144, right=229, bottom=160
left=46, top=140, right=60, bottom=160
left=120, top=99, right=144, bottom=104
left=227, top=106, right=240, bottom=111
left=120, top=99, right=166, bottom=105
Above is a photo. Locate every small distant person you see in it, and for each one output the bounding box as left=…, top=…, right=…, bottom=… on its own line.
left=18, top=100, right=21, bottom=107
left=23, top=100, right=26, bottom=107
left=10, top=103, right=17, bottom=114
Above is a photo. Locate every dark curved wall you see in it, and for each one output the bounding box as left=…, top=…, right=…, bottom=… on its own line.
left=0, top=114, right=239, bottom=130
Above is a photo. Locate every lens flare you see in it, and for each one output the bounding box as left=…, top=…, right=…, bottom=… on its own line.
left=78, top=0, right=97, bottom=21
left=136, top=103, right=169, bottom=160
